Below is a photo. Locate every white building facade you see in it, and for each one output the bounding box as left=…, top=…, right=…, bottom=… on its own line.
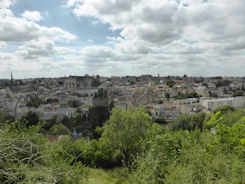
left=201, top=96, right=245, bottom=111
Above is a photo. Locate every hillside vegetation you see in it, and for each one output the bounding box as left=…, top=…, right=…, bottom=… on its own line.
left=1, top=105, right=245, bottom=183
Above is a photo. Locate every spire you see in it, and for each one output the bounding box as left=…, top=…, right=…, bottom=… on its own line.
left=11, top=72, right=14, bottom=85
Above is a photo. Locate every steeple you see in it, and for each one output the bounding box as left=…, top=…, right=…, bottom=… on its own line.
left=10, top=72, right=14, bottom=85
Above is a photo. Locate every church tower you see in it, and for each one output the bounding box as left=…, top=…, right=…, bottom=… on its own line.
left=10, top=72, right=14, bottom=86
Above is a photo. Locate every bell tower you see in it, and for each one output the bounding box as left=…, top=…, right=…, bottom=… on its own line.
left=10, top=72, right=14, bottom=86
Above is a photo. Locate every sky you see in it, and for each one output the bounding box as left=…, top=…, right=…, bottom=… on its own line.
left=0, top=0, right=245, bottom=79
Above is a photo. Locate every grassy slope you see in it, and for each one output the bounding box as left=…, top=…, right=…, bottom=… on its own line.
left=86, top=168, right=130, bottom=184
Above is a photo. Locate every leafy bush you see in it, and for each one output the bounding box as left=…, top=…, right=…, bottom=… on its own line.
left=91, top=78, right=101, bottom=87
left=174, top=92, right=199, bottom=99
left=131, top=134, right=181, bottom=184
left=154, top=117, right=168, bottom=124
left=216, top=80, right=231, bottom=87
left=232, top=91, right=244, bottom=97
left=213, top=105, right=235, bottom=114
left=0, top=111, right=14, bottom=127
left=0, top=120, right=88, bottom=183
left=27, top=97, right=43, bottom=108
left=49, top=123, right=70, bottom=135
left=205, top=107, right=244, bottom=128
left=68, top=99, right=84, bottom=108
left=166, top=79, right=175, bottom=88
left=21, top=111, right=40, bottom=127
left=171, top=113, right=205, bottom=131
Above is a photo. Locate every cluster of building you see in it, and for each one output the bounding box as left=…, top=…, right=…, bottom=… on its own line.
left=103, top=75, right=245, bottom=120
left=1, top=73, right=245, bottom=122
left=0, top=74, right=99, bottom=122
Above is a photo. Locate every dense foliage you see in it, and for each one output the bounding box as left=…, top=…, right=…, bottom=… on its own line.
left=154, top=117, right=168, bottom=124
left=91, top=78, right=101, bottom=87
left=26, top=97, right=43, bottom=108
left=2, top=105, right=245, bottom=183
left=100, top=107, right=152, bottom=164
left=215, top=80, right=231, bottom=87
left=174, top=92, right=199, bottom=99
left=0, top=110, right=14, bottom=127
left=48, top=123, right=70, bottom=135
left=0, top=120, right=87, bottom=183
left=166, top=79, right=175, bottom=88
left=232, top=91, right=244, bottom=97
left=67, top=99, right=84, bottom=108
left=130, top=106, right=245, bottom=183
left=171, top=112, right=205, bottom=131
left=89, top=88, right=110, bottom=137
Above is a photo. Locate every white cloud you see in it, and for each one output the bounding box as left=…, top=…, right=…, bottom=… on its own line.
left=67, top=0, right=77, bottom=7
left=66, top=0, right=245, bottom=76
left=92, top=20, right=99, bottom=24
left=0, top=0, right=13, bottom=16
left=0, top=41, right=6, bottom=47
left=87, top=39, right=94, bottom=43
left=21, top=10, right=43, bottom=22
left=17, top=38, right=56, bottom=59
left=0, top=16, right=76, bottom=42
left=0, top=0, right=12, bottom=9
left=81, top=45, right=116, bottom=64
left=0, top=1, right=76, bottom=42
left=1, top=0, right=245, bottom=78
left=0, top=0, right=80, bottom=78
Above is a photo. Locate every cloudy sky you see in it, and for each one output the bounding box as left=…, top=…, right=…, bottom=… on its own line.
left=0, top=0, right=245, bottom=79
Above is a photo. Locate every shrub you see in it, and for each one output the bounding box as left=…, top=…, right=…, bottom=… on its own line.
left=171, top=113, right=205, bottom=131
left=154, top=117, right=168, bottom=125
left=49, top=123, right=70, bottom=135
left=213, top=105, right=235, bottom=114
left=0, top=120, right=88, bottom=183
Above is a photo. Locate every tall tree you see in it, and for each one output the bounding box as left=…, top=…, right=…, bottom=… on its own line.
left=22, top=111, right=40, bottom=127
left=101, top=106, right=152, bottom=164
left=89, top=88, right=110, bottom=137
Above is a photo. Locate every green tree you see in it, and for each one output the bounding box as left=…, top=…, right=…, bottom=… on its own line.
left=27, top=97, right=43, bottom=108
left=89, top=88, right=110, bottom=137
left=213, top=105, right=235, bottom=114
left=22, top=111, right=40, bottom=127
left=209, top=91, right=218, bottom=97
left=100, top=106, right=152, bottom=164
left=232, top=91, right=244, bottom=97
left=61, top=115, right=70, bottom=127
left=216, top=80, right=231, bottom=87
left=131, top=134, right=180, bottom=184
left=68, top=99, right=83, bottom=108
left=0, top=111, right=14, bottom=127
left=165, top=93, right=170, bottom=100
left=166, top=79, right=175, bottom=88
left=154, top=117, right=167, bottom=125
left=201, top=82, right=208, bottom=87
left=109, top=100, right=115, bottom=111
left=91, top=78, right=101, bottom=87
left=49, top=123, right=70, bottom=135
left=171, top=113, right=205, bottom=131
left=158, top=100, right=163, bottom=104
left=174, top=92, right=199, bottom=99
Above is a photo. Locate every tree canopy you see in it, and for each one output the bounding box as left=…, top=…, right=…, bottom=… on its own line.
left=89, top=88, right=110, bottom=137
left=100, top=106, right=152, bottom=164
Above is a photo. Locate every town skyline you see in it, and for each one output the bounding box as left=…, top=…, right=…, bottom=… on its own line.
left=2, top=72, right=245, bottom=80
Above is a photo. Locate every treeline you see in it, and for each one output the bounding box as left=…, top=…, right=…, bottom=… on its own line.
left=1, top=105, right=245, bottom=183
